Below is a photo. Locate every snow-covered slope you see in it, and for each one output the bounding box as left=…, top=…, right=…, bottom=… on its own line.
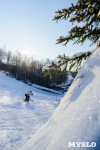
left=20, top=47, right=100, bottom=150
left=0, top=72, right=64, bottom=150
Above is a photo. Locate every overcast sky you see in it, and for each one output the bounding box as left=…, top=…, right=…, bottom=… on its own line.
left=0, top=0, right=94, bottom=60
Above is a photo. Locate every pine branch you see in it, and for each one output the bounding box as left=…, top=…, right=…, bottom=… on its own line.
left=53, top=0, right=100, bottom=45
left=43, top=50, right=93, bottom=75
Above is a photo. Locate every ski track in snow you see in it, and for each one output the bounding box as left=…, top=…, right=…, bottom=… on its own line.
left=0, top=71, right=64, bottom=150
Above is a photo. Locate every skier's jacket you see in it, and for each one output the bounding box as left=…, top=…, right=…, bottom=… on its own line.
left=25, top=91, right=33, bottom=96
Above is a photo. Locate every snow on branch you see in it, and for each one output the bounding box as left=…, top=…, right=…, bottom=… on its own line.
left=98, top=10, right=100, bottom=17
left=42, top=51, right=93, bottom=74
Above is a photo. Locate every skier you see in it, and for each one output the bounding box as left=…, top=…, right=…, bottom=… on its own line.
left=25, top=91, right=33, bottom=101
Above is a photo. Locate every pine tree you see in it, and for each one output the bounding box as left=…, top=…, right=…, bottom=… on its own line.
left=43, top=0, right=100, bottom=74
left=53, top=0, right=100, bottom=45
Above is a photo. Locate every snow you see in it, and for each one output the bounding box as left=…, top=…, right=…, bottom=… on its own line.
left=43, top=51, right=92, bottom=72
left=69, top=14, right=76, bottom=21
left=71, top=51, right=92, bottom=59
left=32, top=84, right=60, bottom=94
left=60, top=64, right=66, bottom=71
left=0, top=71, right=64, bottom=150
left=42, top=61, right=54, bottom=71
left=60, top=35, right=70, bottom=39
left=98, top=10, right=100, bottom=16
left=20, top=47, right=100, bottom=150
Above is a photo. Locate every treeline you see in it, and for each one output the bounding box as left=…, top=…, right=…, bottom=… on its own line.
left=0, top=48, right=71, bottom=89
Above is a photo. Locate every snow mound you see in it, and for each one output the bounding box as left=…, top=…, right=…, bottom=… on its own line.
left=20, top=47, right=100, bottom=150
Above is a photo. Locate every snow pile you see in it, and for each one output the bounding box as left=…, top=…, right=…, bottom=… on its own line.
left=20, top=47, right=100, bottom=150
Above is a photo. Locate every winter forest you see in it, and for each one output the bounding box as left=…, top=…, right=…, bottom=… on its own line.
left=0, top=48, right=73, bottom=90
left=0, top=0, right=100, bottom=150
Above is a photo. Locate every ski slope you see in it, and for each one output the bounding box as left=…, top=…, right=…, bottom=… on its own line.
left=20, top=47, right=100, bottom=150
left=0, top=71, right=64, bottom=150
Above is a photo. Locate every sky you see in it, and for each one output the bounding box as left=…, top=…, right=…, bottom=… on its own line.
left=0, top=0, right=95, bottom=60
